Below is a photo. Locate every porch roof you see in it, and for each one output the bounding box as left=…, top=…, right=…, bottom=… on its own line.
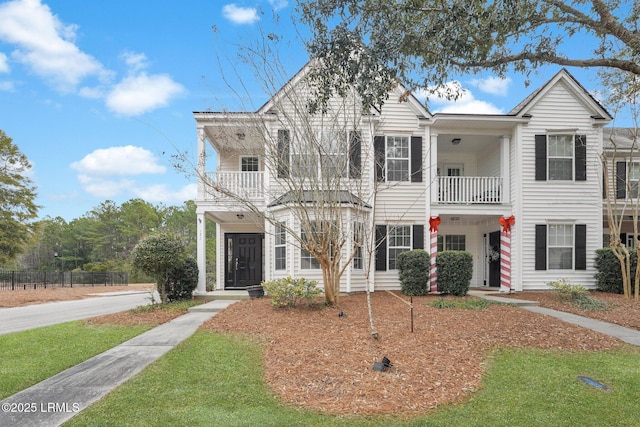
left=268, top=190, right=371, bottom=208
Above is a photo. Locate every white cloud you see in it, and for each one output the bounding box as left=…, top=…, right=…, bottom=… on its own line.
left=468, top=76, right=511, bottom=96
left=105, top=72, right=185, bottom=116
left=133, top=183, right=197, bottom=204
left=121, top=51, right=148, bottom=73
left=0, top=81, right=14, bottom=91
left=223, top=4, right=259, bottom=24
left=0, top=0, right=108, bottom=90
left=423, top=81, right=504, bottom=114
left=268, top=0, right=288, bottom=10
left=0, top=52, right=8, bottom=72
left=76, top=175, right=137, bottom=198
left=70, top=145, right=166, bottom=176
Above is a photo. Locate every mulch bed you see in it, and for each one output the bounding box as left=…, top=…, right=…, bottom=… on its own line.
left=202, top=292, right=625, bottom=416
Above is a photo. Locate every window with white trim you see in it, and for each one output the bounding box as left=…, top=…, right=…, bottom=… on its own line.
left=301, top=221, right=335, bottom=269
left=548, top=224, right=573, bottom=269
left=548, top=135, right=573, bottom=180
left=629, top=162, right=640, bottom=198
left=320, top=130, right=347, bottom=178
left=386, top=136, right=410, bottom=181
left=437, top=235, right=466, bottom=251
left=274, top=222, right=286, bottom=270
left=352, top=222, right=364, bottom=270
left=388, top=225, right=411, bottom=269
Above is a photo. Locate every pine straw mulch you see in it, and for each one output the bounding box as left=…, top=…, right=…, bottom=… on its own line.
left=502, top=291, right=640, bottom=331
left=0, top=284, right=155, bottom=308
left=201, top=291, right=626, bottom=417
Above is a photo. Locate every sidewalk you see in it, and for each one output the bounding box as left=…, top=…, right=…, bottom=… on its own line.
left=0, top=299, right=238, bottom=427
left=469, top=290, right=640, bottom=346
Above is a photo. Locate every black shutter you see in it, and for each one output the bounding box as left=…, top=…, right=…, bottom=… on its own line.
left=412, top=224, right=424, bottom=249
left=374, top=136, right=385, bottom=182
left=375, top=225, right=387, bottom=271
left=575, top=135, right=587, bottom=181
left=411, top=136, right=423, bottom=182
left=348, top=131, right=362, bottom=179
left=616, top=161, right=627, bottom=199
left=277, top=129, right=290, bottom=178
left=535, top=224, right=547, bottom=270
left=575, top=224, right=587, bottom=270
left=535, top=134, right=547, bottom=181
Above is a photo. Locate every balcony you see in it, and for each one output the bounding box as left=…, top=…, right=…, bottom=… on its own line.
left=438, top=176, right=503, bottom=204
left=203, top=171, right=265, bottom=203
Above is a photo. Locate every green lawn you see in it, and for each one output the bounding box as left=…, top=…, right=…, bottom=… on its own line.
left=66, top=331, right=640, bottom=427
left=0, top=321, right=151, bottom=400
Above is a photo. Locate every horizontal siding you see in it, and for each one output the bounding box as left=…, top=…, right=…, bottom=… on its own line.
left=518, top=81, right=603, bottom=290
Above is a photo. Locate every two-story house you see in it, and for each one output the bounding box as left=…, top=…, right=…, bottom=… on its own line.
left=193, top=64, right=611, bottom=295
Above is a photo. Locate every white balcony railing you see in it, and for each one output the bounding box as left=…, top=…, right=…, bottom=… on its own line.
left=438, top=176, right=503, bottom=204
left=205, top=171, right=265, bottom=201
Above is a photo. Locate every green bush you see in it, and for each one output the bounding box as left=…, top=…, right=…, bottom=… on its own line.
left=261, top=276, right=323, bottom=307
left=594, top=247, right=637, bottom=294
left=547, top=279, right=608, bottom=311
left=397, top=250, right=430, bottom=296
left=437, top=251, right=473, bottom=296
left=166, top=257, right=199, bottom=302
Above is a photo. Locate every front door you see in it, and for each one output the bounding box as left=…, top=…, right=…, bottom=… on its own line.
left=224, top=233, right=263, bottom=289
left=488, top=231, right=501, bottom=287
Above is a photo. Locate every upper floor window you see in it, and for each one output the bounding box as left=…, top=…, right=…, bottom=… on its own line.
left=535, top=134, right=587, bottom=181
left=374, top=135, right=423, bottom=183
left=616, top=161, right=640, bottom=199
left=386, top=136, right=410, bottom=181
left=241, top=156, right=259, bottom=172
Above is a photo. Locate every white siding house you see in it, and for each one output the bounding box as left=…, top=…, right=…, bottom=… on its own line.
left=193, top=65, right=612, bottom=294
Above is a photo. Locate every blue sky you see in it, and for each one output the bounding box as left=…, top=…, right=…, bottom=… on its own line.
left=0, top=0, right=624, bottom=221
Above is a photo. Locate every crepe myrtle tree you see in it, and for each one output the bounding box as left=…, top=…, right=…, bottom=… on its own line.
left=131, top=233, right=188, bottom=304
left=600, top=66, right=640, bottom=299
left=298, top=0, right=640, bottom=111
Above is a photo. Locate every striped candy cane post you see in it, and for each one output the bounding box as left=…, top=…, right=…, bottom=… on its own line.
left=499, top=228, right=511, bottom=293
left=430, top=230, right=438, bottom=293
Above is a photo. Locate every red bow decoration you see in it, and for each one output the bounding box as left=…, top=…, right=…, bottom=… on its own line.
left=500, top=215, right=515, bottom=233
left=429, top=216, right=441, bottom=232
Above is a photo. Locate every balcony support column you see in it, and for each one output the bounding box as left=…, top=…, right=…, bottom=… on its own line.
left=429, top=133, right=439, bottom=203
left=195, top=211, right=207, bottom=295
left=500, top=135, right=510, bottom=202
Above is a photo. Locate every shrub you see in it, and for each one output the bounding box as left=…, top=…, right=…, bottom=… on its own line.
left=166, top=257, right=199, bottom=302
left=436, top=251, right=473, bottom=296
left=397, top=250, right=430, bottom=296
left=594, top=247, right=637, bottom=294
left=261, top=276, right=323, bottom=307
left=547, top=279, right=608, bottom=311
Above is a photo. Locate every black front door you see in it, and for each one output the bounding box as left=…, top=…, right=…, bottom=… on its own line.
left=488, top=231, right=501, bottom=287
left=224, top=233, right=263, bottom=289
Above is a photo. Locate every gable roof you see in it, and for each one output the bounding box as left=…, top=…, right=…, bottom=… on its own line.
left=508, top=68, right=612, bottom=121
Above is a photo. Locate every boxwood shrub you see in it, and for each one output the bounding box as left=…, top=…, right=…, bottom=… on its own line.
left=166, top=257, right=199, bottom=302
left=594, top=247, right=637, bottom=294
left=397, top=249, right=430, bottom=296
left=437, top=251, right=473, bottom=296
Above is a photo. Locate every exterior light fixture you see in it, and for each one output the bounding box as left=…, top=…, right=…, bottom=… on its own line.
left=236, top=214, right=245, bottom=220
left=451, top=138, right=461, bottom=145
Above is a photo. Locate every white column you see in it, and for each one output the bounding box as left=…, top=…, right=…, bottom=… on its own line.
left=429, top=133, right=439, bottom=203
left=195, top=212, right=207, bottom=295
left=501, top=135, right=510, bottom=203
left=197, top=128, right=206, bottom=199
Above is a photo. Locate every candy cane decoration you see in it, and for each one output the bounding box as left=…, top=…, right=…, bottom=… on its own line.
left=499, top=215, right=514, bottom=293
left=429, top=216, right=440, bottom=293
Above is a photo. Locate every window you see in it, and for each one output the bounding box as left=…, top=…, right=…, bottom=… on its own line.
left=300, top=221, right=334, bottom=269
left=437, top=235, right=466, bottom=252
left=388, top=225, right=411, bottom=269
left=241, top=156, right=259, bottom=172
left=629, top=162, right=640, bottom=198
left=320, top=130, right=347, bottom=178
left=548, top=224, right=573, bottom=269
left=386, top=136, right=410, bottom=181
left=352, top=222, right=364, bottom=270
left=535, top=134, right=586, bottom=182
left=548, top=135, right=574, bottom=180
left=274, top=222, right=286, bottom=270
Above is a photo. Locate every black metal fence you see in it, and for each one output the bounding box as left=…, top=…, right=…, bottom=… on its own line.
left=0, top=271, right=129, bottom=291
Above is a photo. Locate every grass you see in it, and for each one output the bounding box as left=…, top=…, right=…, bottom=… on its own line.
left=0, top=321, right=152, bottom=399
left=129, top=299, right=203, bottom=313
left=429, top=297, right=515, bottom=310
left=66, top=331, right=640, bottom=427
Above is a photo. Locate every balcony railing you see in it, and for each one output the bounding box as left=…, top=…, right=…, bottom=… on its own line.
left=205, top=171, right=265, bottom=201
left=438, top=176, right=503, bottom=204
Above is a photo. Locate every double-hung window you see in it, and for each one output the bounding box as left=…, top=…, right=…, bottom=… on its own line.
left=301, top=221, right=335, bottom=269
left=548, top=224, right=573, bottom=269
left=352, top=222, right=364, bottom=270
left=274, top=222, right=286, bottom=270
left=437, top=235, right=466, bottom=252
left=548, top=135, right=574, bottom=180
left=386, top=136, right=410, bottom=181
left=629, top=162, right=640, bottom=198
left=388, top=225, right=411, bottom=269
left=320, top=130, right=347, bottom=178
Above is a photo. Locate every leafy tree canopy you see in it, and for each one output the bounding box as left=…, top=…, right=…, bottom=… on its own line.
left=0, top=130, right=39, bottom=264
left=299, top=0, right=640, bottom=109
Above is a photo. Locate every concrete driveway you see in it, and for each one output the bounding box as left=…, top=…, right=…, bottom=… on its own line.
left=0, top=291, right=154, bottom=335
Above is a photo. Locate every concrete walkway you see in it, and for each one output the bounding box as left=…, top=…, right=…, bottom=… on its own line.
left=0, top=299, right=238, bottom=427
left=469, top=290, right=640, bottom=346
